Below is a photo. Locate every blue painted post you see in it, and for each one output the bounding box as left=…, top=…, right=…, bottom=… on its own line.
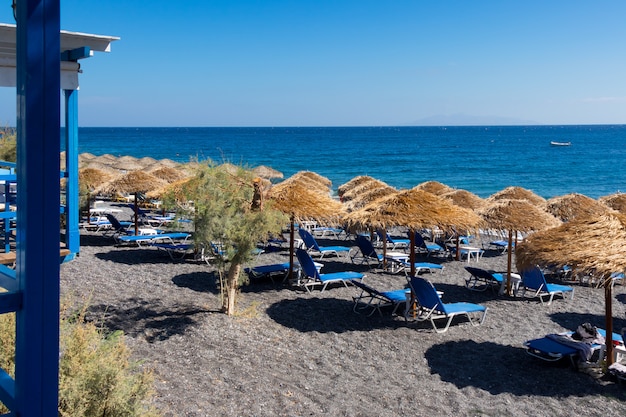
left=65, top=89, right=80, bottom=257
left=15, top=0, right=61, bottom=415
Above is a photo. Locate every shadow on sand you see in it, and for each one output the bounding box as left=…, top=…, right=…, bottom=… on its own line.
left=171, top=271, right=219, bottom=294
left=266, top=296, right=406, bottom=333
left=86, top=298, right=215, bottom=343
left=425, top=340, right=626, bottom=398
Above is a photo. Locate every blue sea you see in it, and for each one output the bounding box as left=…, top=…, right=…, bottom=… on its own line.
left=74, top=125, right=626, bottom=199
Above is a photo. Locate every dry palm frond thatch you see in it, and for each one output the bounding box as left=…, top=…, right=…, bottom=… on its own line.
left=488, top=186, right=546, bottom=206
left=516, top=212, right=626, bottom=278
left=344, top=187, right=482, bottom=233
left=515, top=212, right=626, bottom=364
left=252, top=165, right=284, bottom=180
left=341, top=178, right=390, bottom=202
left=599, top=193, right=626, bottom=214
left=150, top=166, right=188, bottom=183
left=337, top=176, right=378, bottom=197
left=545, top=193, right=612, bottom=222
left=414, top=180, right=454, bottom=196
left=343, top=185, right=398, bottom=211
left=478, top=199, right=560, bottom=232
left=441, top=189, right=485, bottom=210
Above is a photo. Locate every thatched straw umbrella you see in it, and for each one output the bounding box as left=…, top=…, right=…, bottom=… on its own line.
left=337, top=176, right=379, bottom=198
left=78, top=167, right=115, bottom=210
left=341, top=178, right=390, bottom=203
left=478, top=199, right=560, bottom=294
left=290, top=170, right=332, bottom=188
left=79, top=152, right=96, bottom=161
left=489, top=186, right=546, bottom=206
left=282, top=171, right=332, bottom=196
left=93, top=154, right=117, bottom=164
left=117, top=155, right=139, bottom=164
left=252, top=165, right=284, bottom=180
left=516, top=212, right=626, bottom=365
left=158, top=158, right=180, bottom=168
left=414, top=180, right=454, bottom=196
left=112, top=159, right=145, bottom=172
left=343, top=185, right=398, bottom=212
left=150, top=166, right=188, bottom=183
left=101, top=171, right=167, bottom=235
left=344, top=187, right=482, bottom=275
left=146, top=176, right=199, bottom=202
left=137, top=156, right=158, bottom=167
left=441, top=189, right=485, bottom=210
left=82, top=160, right=117, bottom=173
left=599, top=193, right=626, bottom=214
left=78, top=152, right=96, bottom=168
left=269, top=177, right=340, bottom=281
left=545, top=193, right=612, bottom=222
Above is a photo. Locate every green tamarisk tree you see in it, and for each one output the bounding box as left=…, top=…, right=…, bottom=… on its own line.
left=166, top=161, right=287, bottom=315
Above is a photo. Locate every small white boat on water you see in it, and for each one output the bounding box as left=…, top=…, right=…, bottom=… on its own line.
left=550, top=141, right=571, bottom=146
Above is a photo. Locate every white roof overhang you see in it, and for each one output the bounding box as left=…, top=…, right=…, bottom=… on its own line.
left=0, top=23, right=119, bottom=89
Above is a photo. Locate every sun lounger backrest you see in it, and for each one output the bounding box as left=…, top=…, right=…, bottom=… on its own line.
left=351, top=279, right=383, bottom=298
left=298, top=228, right=320, bottom=252
left=414, top=233, right=427, bottom=248
left=521, top=266, right=546, bottom=291
left=296, top=248, right=320, bottom=279
left=355, top=235, right=377, bottom=259
left=105, top=213, right=127, bottom=232
left=410, top=276, right=444, bottom=312
left=465, top=266, right=495, bottom=281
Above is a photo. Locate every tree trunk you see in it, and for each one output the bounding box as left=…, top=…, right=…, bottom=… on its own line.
left=223, top=262, right=242, bottom=316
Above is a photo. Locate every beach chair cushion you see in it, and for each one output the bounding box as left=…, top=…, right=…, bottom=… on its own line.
left=244, top=262, right=291, bottom=283
left=351, top=235, right=383, bottom=267
left=408, top=276, right=487, bottom=333
left=351, top=279, right=408, bottom=316
left=295, top=248, right=364, bottom=292
left=464, top=266, right=504, bottom=292
left=521, top=266, right=574, bottom=305
left=298, top=228, right=351, bottom=259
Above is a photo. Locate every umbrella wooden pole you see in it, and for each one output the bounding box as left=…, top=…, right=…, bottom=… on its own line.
left=288, top=214, right=295, bottom=283
left=455, top=231, right=460, bottom=261
left=409, top=229, right=416, bottom=277
left=506, top=229, right=513, bottom=295
left=409, top=229, right=416, bottom=319
left=606, top=277, right=614, bottom=366
left=134, top=193, right=139, bottom=235
left=382, top=231, right=388, bottom=271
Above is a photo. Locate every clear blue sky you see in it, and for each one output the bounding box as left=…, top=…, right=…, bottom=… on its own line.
left=1, top=1, right=625, bottom=127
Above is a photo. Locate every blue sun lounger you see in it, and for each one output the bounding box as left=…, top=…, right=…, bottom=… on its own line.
left=296, top=248, right=364, bottom=292
left=244, top=262, right=291, bottom=283
left=488, top=239, right=511, bottom=253
left=414, top=233, right=447, bottom=257
left=351, top=280, right=408, bottom=316
left=525, top=328, right=621, bottom=368
left=407, top=276, right=487, bottom=333
left=376, top=230, right=410, bottom=250
left=351, top=235, right=384, bottom=268
left=118, top=232, right=191, bottom=247
left=298, top=228, right=351, bottom=259
left=152, top=242, right=194, bottom=260
left=392, top=261, right=443, bottom=276
left=464, top=266, right=504, bottom=293
left=520, top=266, right=574, bottom=305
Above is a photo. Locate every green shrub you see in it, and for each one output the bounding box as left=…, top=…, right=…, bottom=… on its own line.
left=0, top=304, right=160, bottom=416
left=0, top=128, right=16, bottom=162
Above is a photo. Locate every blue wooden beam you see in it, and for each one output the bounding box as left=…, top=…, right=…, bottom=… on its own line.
left=0, top=369, right=16, bottom=412
left=0, top=291, right=21, bottom=314
left=60, top=46, right=91, bottom=61
left=15, top=0, right=61, bottom=415
left=64, top=88, right=80, bottom=256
